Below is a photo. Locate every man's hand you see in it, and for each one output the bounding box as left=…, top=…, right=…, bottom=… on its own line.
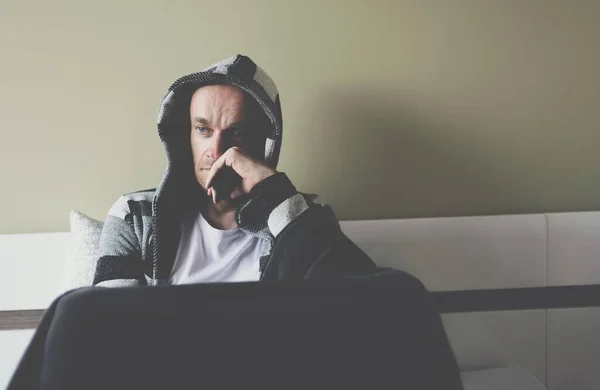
left=205, top=147, right=276, bottom=203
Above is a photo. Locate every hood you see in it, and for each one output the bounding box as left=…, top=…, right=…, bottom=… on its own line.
left=157, top=54, right=283, bottom=169
left=154, top=54, right=283, bottom=212
left=152, top=54, right=284, bottom=212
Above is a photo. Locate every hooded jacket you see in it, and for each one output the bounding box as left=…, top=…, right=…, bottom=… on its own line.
left=92, top=54, right=377, bottom=287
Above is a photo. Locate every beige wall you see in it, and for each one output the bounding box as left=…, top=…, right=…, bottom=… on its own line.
left=1, top=0, right=599, bottom=233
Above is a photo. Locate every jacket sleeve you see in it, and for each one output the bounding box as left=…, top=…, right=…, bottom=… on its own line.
left=236, top=173, right=377, bottom=280
left=92, top=196, right=147, bottom=287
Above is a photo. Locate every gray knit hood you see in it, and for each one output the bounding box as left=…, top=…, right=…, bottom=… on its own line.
left=153, top=55, right=283, bottom=212
left=157, top=54, right=283, bottom=168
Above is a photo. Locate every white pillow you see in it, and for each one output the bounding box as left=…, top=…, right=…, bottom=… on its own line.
left=59, top=210, right=104, bottom=292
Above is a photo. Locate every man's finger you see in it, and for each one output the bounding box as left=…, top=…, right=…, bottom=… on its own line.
left=206, top=148, right=248, bottom=189
left=205, top=152, right=230, bottom=190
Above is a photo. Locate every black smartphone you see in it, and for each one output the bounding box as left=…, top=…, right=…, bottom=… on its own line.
left=210, top=166, right=242, bottom=203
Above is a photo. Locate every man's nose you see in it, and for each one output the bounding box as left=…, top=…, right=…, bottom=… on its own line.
left=209, top=133, right=231, bottom=160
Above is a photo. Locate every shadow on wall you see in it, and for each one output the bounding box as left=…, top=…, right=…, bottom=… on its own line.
left=307, top=86, right=527, bottom=220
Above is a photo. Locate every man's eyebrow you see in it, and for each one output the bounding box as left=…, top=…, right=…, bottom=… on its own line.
left=192, top=117, right=248, bottom=131
left=225, top=121, right=247, bottom=130
left=193, top=117, right=211, bottom=125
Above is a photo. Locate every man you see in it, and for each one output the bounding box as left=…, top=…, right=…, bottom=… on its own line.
left=10, top=55, right=463, bottom=390
left=92, top=54, right=377, bottom=287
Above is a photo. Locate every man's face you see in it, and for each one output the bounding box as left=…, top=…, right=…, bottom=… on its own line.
left=189, top=85, right=266, bottom=190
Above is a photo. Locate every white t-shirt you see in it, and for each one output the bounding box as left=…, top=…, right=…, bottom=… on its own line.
left=168, top=212, right=263, bottom=284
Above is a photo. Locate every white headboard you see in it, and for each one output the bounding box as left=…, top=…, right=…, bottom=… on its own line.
left=0, top=232, right=70, bottom=311
left=0, top=232, right=69, bottom=389
left=340, top=212, right=600, bottom=390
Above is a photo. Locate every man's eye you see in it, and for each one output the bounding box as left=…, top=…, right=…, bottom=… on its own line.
left=232, top=129, right=249, bottom=139
left=196, top=127, right=210, bottom=134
